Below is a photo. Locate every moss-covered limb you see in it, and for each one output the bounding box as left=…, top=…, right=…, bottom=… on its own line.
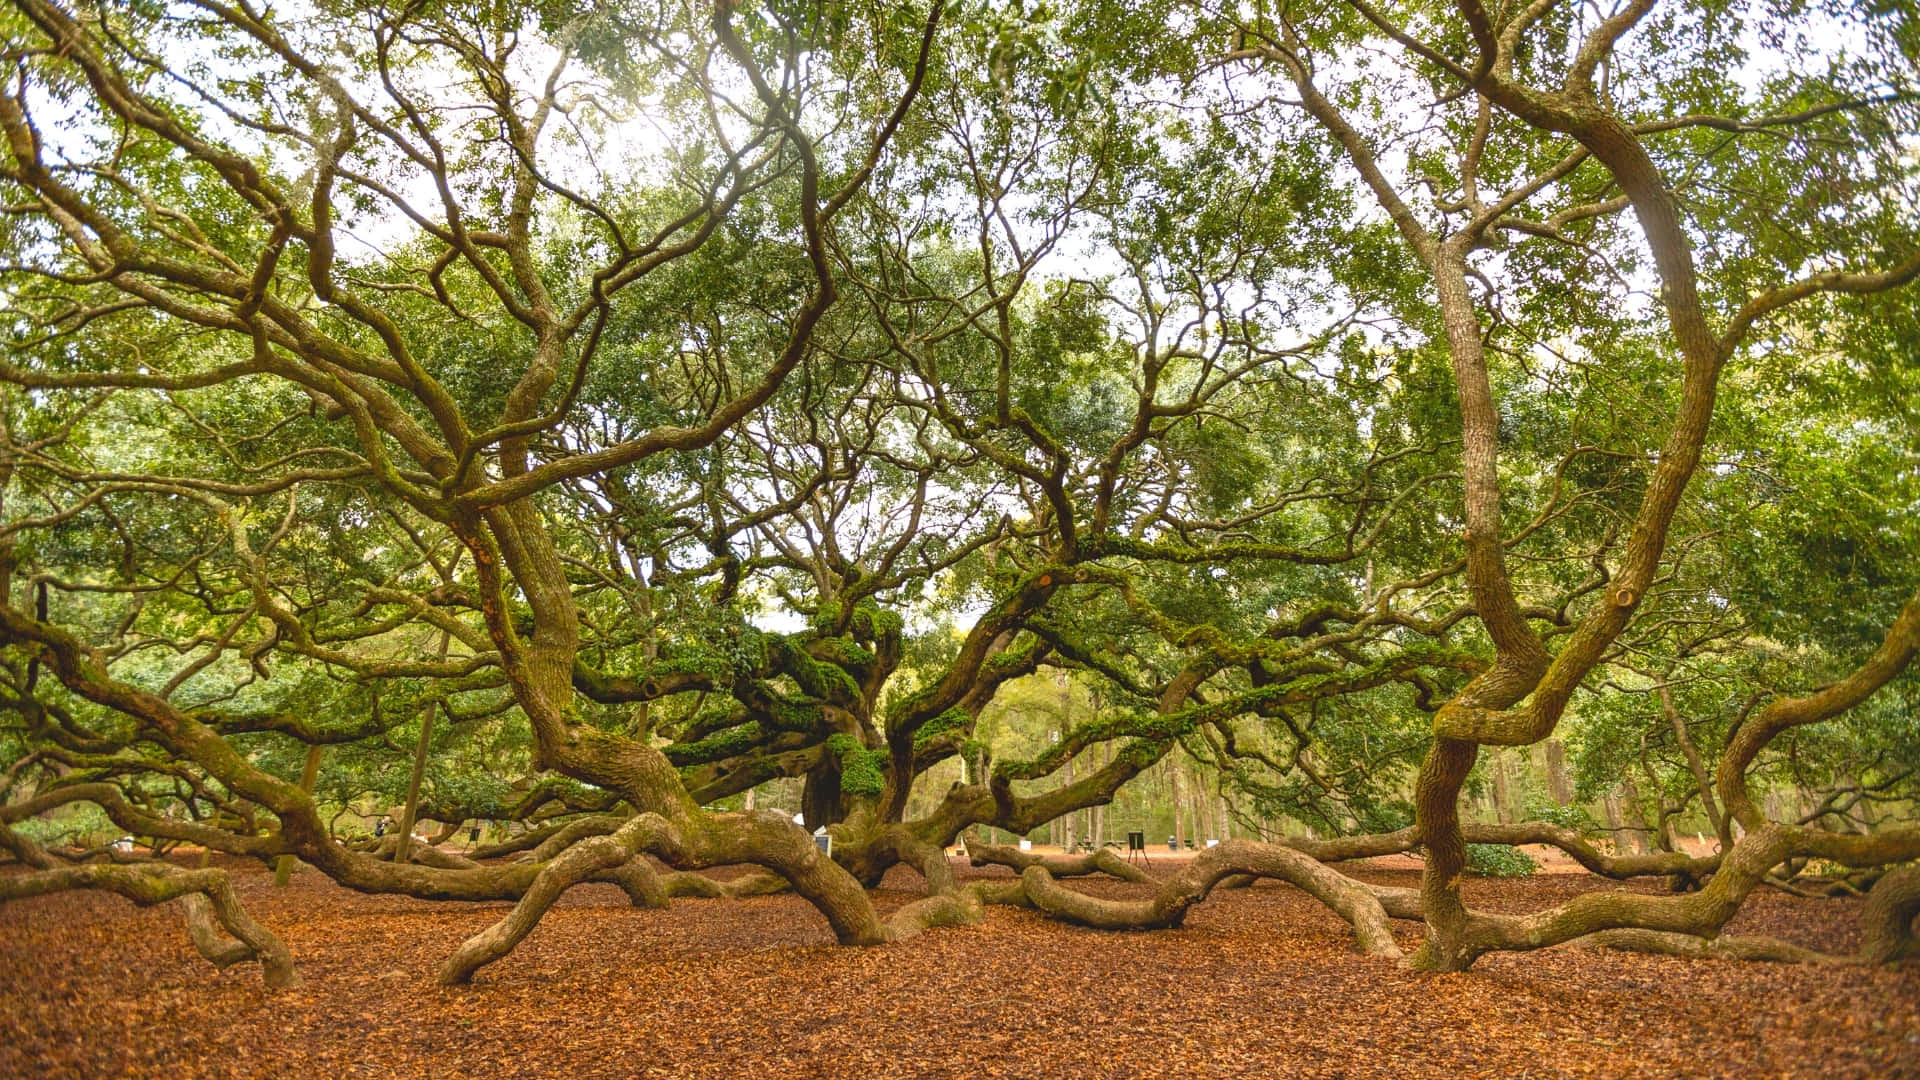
left=809, top=597, right=906, bottom=645
left=1565, top=928, right=1856, bottom=965
left=665, top=701, right=756, bottom=744
left=1025, top=622, right=1160, bottom=700
left=884, top=565, right=1090, bottom=737
left=682, top=742, right=830, bottom=805
left=967, top=840, right=1154, bottom=883
left=0, top=781, right=285, bottom=859
left=664, top=722, right=769, bottom=767
left=1717, top=587, right=1920, bottom=828
left=803, top=634, right=878, bottom=674
left=881, top=876, right=1036, bottom=940
left=730, top=679, right=831, bottom=736
left=1080, top=535, right=1355, bottom=567
left=993, top=644, right=1470, bottom=784
left=441, top=813, right=684, bottom=984
left=518, top=814, right=626, bottom=862
left=825, top=733, right=887, bottom=798
left=1443, top=823, right=1920, bottom=968
left=570, top=658, right=722, bottom=704
left=0, top=862, right=299, bottom=988
left=203, top=706, right=410, bottom=744
left=768, top=634, right=864, bottom=707
left=1457, top=822, right=1720, bottom=879
left=505, top=777, right=622, bottom=820
left=470, top=817, right=591, bottom=859
left=1018, top=839, right=1401, bottom=958
left=886, top=628, right=1047, bottom=751
left=909, top=706, right=973, bottom=753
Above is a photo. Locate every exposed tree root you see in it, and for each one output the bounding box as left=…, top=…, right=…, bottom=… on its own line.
left=967, top=841, right=1155, bottom=883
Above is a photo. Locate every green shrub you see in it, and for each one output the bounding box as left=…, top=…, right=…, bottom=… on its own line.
left=1465, top=843, right=1538, bottom=877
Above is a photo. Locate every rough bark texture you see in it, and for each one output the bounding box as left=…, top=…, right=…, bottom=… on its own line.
left=1565, top=929, right=1854, bottom=965
left=0, top=862, right=298, bottom=988
left=1017, top=838, right=1401, bottom=959
left=441, top=815, right=678, bottom=984
left=1861, top=863, right=1920, bottom=965
left=967, top=841, right=1155, bottom=883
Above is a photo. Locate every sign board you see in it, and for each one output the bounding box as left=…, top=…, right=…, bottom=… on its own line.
left=813, top=826, right=832, bottom=857
left=1127, top=831, right=1145, bottom=851
left=1017, top=839, right=1032, bottom=852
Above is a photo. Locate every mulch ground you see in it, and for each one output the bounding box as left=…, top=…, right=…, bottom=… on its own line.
left=2, top=855, right=1915, bottom=1079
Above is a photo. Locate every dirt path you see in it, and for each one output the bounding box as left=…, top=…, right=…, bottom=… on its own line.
left=2, top=856, right=1915, bottom=1078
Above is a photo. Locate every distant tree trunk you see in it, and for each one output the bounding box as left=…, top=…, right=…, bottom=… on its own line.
left=1171, top=759, right=1187, bottom=851
left=1544, top=740, right=1574, bottom=806
left=273, top=744, right=324, bottom=886
left=1490, top=749, right=1516, bottom=825
left=1198, top=774, right=1217, bottom=844
left=1056, top=674, right=1073, bottom=850
left=1062, top=744, right=1076, bottom=850
left=1616, top=776, right=1654, bottom=856
left=1093, top=741, right=1111, bottom=845
left=1659, top=686, right=1723, bottom=840
left=395, top=632, right=451, bottom=864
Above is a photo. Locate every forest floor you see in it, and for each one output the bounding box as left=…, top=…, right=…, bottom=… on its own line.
left=3, top=854, right=1916, bottom=1079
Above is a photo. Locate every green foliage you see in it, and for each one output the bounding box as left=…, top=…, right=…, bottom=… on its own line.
left=1464, top=845, right=1539, bottom=878
left=826, top=734, right=888, bottom=798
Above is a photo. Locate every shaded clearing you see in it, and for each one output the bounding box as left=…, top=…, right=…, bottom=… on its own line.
left=2, top=856, right=1916, bottom=1079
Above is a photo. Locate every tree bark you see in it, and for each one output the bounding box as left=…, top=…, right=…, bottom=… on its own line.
left=395, top=631, right=453, bottom=865
left=273, top=744, right=324, bottom=887
left=1491, top=748, right=1516, bottom=825
left=1018, top=839, right=1401, bottom=959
